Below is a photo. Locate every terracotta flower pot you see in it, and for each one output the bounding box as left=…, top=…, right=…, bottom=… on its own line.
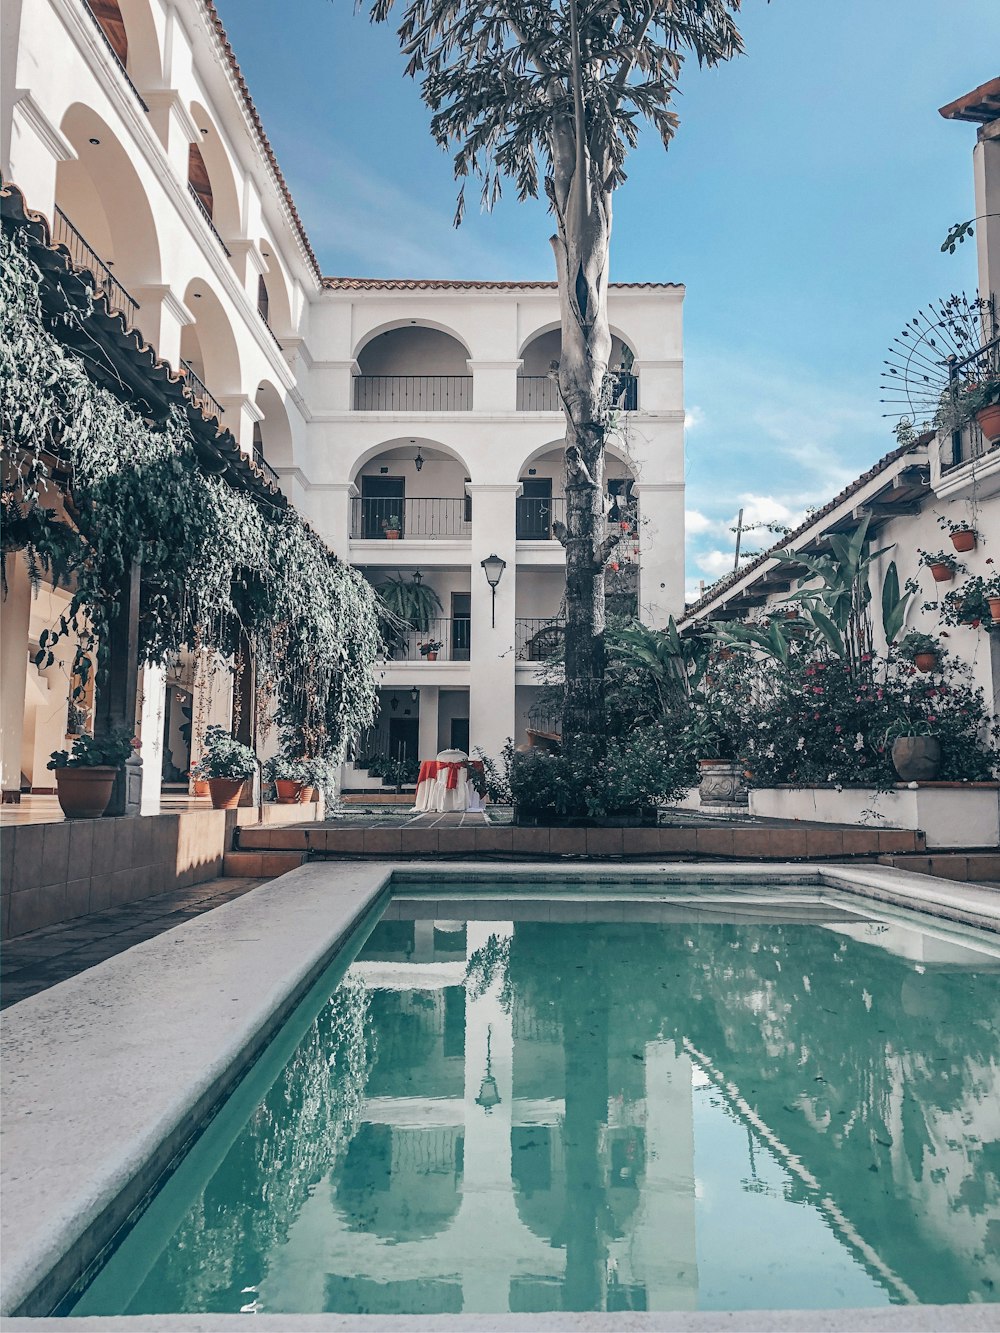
left=975, top=402, right=1000, bottom=442
left=891, top=736, right=941, bottom=783
left=929, top=562, right=954, bottom=583
left=299, top=785, right=316, bottom=804
left=207, top=777, right=245, bottom=809
left=54, top=766, right=117, bottom=819
left=384, top=530, right=400, bottom=540
left=426, top=651, right=438, bottom=662
left=192, top=778, right=209, bottom=797
left=949, top=528, right=976, bottom=553
left=913, top=651, right=938, bottom=673
left=274, top=778, right=303, bottom=804
left=988, top=596, right=1000, bottom=622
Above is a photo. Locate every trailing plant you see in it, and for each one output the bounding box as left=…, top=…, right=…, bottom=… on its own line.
left=48, top=728, right=136, bottom=770
left=896, top=630, right=939, bottom=661
left=918, top=549, right=962, bottom=576
left=1, top=224, right=381, bottom=761
left=935, top=577, right=992, bottom=628
left=262, top=754, right=307, bottom=784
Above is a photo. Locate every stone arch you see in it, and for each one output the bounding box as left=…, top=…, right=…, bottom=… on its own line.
left=180, top=278, right=241, bottom=398
left=514, top=438, right=637, bottom=488
left=254, top=380, right=293, bottom=468
left=518, top=324, right=636, bottom=370
left=353, top=319, right=473, bottom=365
left=55, top=104, right=163, bottom=297
left=257, top=230, right=293, bottom=335
left=349, top=437, right=473, bottom=486
left=88, top=0, right=161, bottom=88
left=188, top=101, right=242, bottom=241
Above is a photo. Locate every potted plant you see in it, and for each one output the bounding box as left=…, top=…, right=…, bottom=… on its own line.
left=937, top=514, right=977, bottom=553
left=189, top=758, right=210, bottom=797
left=685, top=703, right=747, bottom=807
left=958, top=377, right=1000, bottom=442
left=299, top=753, right=336, bottom=802
left=885, top=719, right=941, bottom=783
left=420, top=639, right=443, bottom=661
left=986, top=571, right=1000, bottom=624
left=938, top=576, right=991, bottom=629
left=918, top=549, right=962, bottom=584
left=200, top=725, right=257, bottom=809
left=263, top=754, right=306, bottom=803
left=381, top=514, right=402, bottom=540
left=47, top=729, right=137, bottom=819
left=897, top=630, right=940, bottom=674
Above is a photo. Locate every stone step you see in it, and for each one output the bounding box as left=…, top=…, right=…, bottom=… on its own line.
left=877, top=852, right=1000, bottom=883
left=222, top=851, right=305, bottom=878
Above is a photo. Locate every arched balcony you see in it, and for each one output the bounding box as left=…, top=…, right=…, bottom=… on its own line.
left=354, top=326, right=473, bottom=411
left=81, top=0, right=161, bottom=109
left=178, top=279, right=241, bottom=426
left=350, top=442, right=472, bottom=541
left=186, top=104, right=242, bottom=261
left=517, top=329, right=638, bottom=411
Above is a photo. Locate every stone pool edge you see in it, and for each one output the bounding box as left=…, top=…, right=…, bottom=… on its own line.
left=2, top=860, right=997, bottom=1327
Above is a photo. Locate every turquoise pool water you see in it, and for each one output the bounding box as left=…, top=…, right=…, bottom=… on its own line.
left=67, top=890, right=1000, bottom=1315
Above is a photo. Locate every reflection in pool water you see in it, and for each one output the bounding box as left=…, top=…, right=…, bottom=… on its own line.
left=69, top=897, right=1000, bottom=1315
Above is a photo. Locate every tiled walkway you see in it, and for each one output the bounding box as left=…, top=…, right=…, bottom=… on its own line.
left=0, top=876, right=265, bottom=1009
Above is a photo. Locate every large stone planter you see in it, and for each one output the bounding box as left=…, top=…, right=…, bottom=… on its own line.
left=891, top=736, right=941, bottom=782
left=698, top=759, right=748, bottom=807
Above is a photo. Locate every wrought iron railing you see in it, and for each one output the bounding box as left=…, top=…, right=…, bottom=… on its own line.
left=516, top=495, right=565, bottom=539
left=944, top=333, right=1000, bottom=470
left=381, top=618, right=471, bottom=662
left=187, top=182, right=231, bottom=258
left=52, top=206, right=139, bottom=325
left=180, top=360, right=225, bottom=423
left=353, top=375, right=473, bottom=411
left=516, top=373, right=638, bottom=411
left=516, top=618, right=566, bottom=661
left=252, top=449, right=280, bottom=484
left=80, top=1, right=149, bottom=110
left=351, top=496, right=471, bottom=539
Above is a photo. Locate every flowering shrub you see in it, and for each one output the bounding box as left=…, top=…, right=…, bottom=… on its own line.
left=741, top=655, right=998, bottom=787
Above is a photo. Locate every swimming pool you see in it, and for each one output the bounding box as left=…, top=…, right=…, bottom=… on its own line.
left=64, top=885, right=1000, bottom=1317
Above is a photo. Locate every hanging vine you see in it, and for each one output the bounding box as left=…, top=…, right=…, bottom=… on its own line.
left=0, top=224, right=381, bottom=761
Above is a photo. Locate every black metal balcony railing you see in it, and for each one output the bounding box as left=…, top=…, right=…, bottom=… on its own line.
left=52, top=206, right=139, bottom=326
left=187, top=182, right=231, bottom=258
left=944, top=333, right=1000, bottom=470
left=516, top=617, right=566, bottom=661
left=382, top=618, right=471, bottom=662
left=252, top=449, right=280, bottom=484
left=516, top=496, right=566, bottom=540
left=516, top=373, right=638, bottom=412
left=353, top=375, right=473, bottom=411
left=180, top=360, right=225, bottom=423
left=81, top=1, right=149, bottom=110
left=351, top=497, right=471, bottom=540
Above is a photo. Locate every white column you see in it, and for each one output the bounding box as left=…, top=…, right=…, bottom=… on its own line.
left=143, top=90, right=201, bottom=179
left=0, top=554, right=31, bottom=801
left=302, top=482, right=357, bottom=557
left=467, top=360, right=521, bottom=413
left=6, top=92, right=76, bottom=219
left=217, top=393, right=265, bottom=452
left=630, top=358, right=683, bottom=412
left=418, top=684, right=440, bottom=760
left=228, top=239, right=268, bottom=303
left=130, top=285, right=194, bottom=366
left=139, top=663, right=166, bottom=816
left=633, top=480, right=685, bottom=625
left=973, top=136, right=1000, bottom=310
left=468, top=484, right=520, bottom=762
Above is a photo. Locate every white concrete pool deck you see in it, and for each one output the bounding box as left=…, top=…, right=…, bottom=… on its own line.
left=2, top=860, right=999, bottom=1330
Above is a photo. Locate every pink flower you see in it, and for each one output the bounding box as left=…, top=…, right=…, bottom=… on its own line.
left=835, top=725, right=842, bottom=734
left=927, top=715, right=937, bottom=724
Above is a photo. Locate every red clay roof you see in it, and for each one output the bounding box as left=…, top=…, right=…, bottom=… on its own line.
left=938, top=77, right=1000, bottom=124
left=201, top=0, right=322, bottom=281
left=321, top=277, right=682, bottom=291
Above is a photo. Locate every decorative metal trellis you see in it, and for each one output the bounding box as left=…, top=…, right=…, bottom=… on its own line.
left=880, top=292, right=998, bottom=428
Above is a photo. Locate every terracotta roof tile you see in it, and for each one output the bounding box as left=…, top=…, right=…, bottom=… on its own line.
left=321, top=277, right=683, bottom=291
left=938, top=77, right=1000, bottom=125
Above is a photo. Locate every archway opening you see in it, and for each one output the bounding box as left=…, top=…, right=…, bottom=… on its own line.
left=355, top=326, right=472, bottom=410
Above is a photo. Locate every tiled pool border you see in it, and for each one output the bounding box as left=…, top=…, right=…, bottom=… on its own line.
left=2, top=861, right=998, bottom=1330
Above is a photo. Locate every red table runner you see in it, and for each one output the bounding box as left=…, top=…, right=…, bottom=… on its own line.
left=417, top=759, right=485, bottom=791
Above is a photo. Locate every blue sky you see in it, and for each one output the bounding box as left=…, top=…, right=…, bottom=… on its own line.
left=214, top=0, right=997, bottom=599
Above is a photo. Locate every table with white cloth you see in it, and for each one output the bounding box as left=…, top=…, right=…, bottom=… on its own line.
left=412, top=750, right=485, bottom=813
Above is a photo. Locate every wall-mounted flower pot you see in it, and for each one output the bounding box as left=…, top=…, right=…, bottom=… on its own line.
left=988, top=596, right=1000, bottom=622
left=975, top=403, right=1000, bottom=442
left=54, top=766, right=117, bottom=819
left=891, top=736, right=941, bottom=783
left=207, top=777, right=245, bottom=809
left=274, top=779, right=303, bottom=804
left=929, top=562, right=954, bottom=583
left=949, top=528, right=976, bottom=553
left=913, top=652, right=938, bottom=673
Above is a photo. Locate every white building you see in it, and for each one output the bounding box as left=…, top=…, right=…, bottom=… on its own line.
left=1, top=0, right=685, bottom=800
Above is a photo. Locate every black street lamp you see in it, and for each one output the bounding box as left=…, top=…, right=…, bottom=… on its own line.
left=480, top=553, right=506, bottom=628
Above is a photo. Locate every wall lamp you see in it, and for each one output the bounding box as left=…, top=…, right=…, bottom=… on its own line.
left=480, top=553, right=506, bottom=628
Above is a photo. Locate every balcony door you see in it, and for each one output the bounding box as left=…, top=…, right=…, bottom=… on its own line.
left=517, top=478, right=552, bottom=539
left=451, top=593, right=471, bottom=661
left=361, top=475, right=405, bottom=539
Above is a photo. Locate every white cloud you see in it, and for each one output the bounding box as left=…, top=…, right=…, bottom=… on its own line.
left=684, top=405, right=705, bottom=432
left=684, top=508, right=716, bottom=536
left=696, top=548, right=739, bottom=578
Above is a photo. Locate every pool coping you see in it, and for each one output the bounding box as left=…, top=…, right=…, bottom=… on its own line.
left=2, top=860, right=998, bottom=1326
